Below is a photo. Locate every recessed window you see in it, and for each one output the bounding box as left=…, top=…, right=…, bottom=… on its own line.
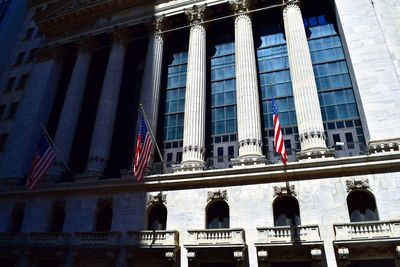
left=3, top=77, right=16, bottom=93
left=9, top=206, right=24, bottom=232
left=16, top=74, right=29, bottom=91
left=6, top=102, right=19, bottom=120
left=26, top=49, right=37, bottom=63
left=0, top=133, right=8, bottom=152
left=0, top=105, right=5, bottom=120
left=49, top=209, right=65, bottom=232
left=207, top=201, right=229, bottom=229
left=95, top=206, right=113, bottom=231
left=273, top=196, right=301, bottom=226
left=147, top=204, right=167, bottom=230
left=15, top=52, right=25, bottom=66
left=347, top=190, right=379, bottom=222
left=24, top=27, right=34, bottom=41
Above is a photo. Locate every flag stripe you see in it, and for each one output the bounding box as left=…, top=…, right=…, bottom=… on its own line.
left=26, top=133, right=56, bottom=190
left=272, top=97, right=288, bottom=165
left=133, top=118, right=153, bottom=181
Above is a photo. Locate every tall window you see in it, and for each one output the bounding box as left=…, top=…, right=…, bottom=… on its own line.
left=9, top=207, right=24, bottom=232
left=95, top=206, right=113, bottom=231
left=206, top=201, right=229, bottom=229
left=273, top=196, right=301, bottom=226
left=147, top=204, right=167, bottom=230
left=49, top=209, right=65, bottom=232
left=347, top=190, right=379, bottom=222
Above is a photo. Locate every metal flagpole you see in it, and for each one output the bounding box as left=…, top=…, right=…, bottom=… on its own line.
left=139, top=104, right=168, bottom=174
left=40, top=123, right=75, bottom=178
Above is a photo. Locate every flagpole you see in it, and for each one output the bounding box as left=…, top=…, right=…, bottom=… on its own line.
left=40, top=123, right=74, bottom=178
left=139, top=104, right=168, bottom=175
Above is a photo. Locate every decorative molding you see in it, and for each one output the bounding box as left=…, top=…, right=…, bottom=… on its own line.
left=229, top=0, right=255, bottom=14
left=165, top=251, right=176, bottom=262
left=257, top=250, right=268, bottom=261
left=337, top=247, right=349, bottom=261
left=187, top=251, right=196, bottom=261
left=273, top=184, right=296, bottom=197
left=368, top=139, right=400, bottom=154
left=147, top=192, right=167, bottom=207
left=234, top=250, right=244, bottom=262
left=184, top=4, right=207, bottom=24
left=345, top=177, right=370, bottom=192
left=207, top=190, right=228, bottom=202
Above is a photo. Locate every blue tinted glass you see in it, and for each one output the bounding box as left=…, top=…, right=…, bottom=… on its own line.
left=326, top=106, right=338, bottom=120
left=337, top=104, right=349, bottom=119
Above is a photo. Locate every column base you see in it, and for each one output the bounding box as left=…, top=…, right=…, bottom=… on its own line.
left=173, top=161, right=205, bottom=173
left=231, top=155, right=267, bottom=168
left=368, top=138, right=400, bottom=154
left=297, top=148, right=335, bottom=161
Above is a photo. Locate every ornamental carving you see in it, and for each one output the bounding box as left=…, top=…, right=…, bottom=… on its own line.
left=185, top=4, right=207, bottom=24
left=345, top=177, right=370, bottom=192
left=229, top=0, right=255, bottom=14
left=239, top=139, right=262, bottom=148
left=147, top=192, right=167, bottom=207
left=273, top=184, right=296, bottom=197
left=207, top=190, right=228, bottom=202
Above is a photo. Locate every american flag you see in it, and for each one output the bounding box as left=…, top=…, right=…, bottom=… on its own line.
left=272, top=97, right=288, bottom=165
left=133, top=117, right=153, bottom=181
left=26, top=132, right=56, bottom=190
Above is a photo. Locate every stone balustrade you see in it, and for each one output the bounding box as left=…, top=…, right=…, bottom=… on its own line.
left=0, top=232, right=26, bottom=245
left=28, top=232, right=71, bottom=245
left=73, top=231, right=121, bottom=246
left=126, top=230, right=179, bottom=247
left=334, top=220, right=400, bottom=240
left=257, top=225, right=321, bottom=243
left=187, top=228, right=245, bottom=246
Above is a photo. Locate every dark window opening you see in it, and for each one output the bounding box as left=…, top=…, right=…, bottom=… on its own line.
left=49, top=209, right=65, bottom=232
left=228, top=146, right=234, bottom=159
left=24, top=27, right=34, bottom=41
left=95, top=206, right=113, bottom=231
left=10, top=209, right=24, bottom=232
left=207, top=201, right=229, bottom=229
left=148, top=204, right=167, bottom=230
left=333, top=134, right=342, bottom=150
left=15, top=52, right=25, bottom=66
left=345, top=132, right=354, bottom=149
left=347, top=190, right=379, bottom=222
left=273, top=196, right=301, bottom=226
left=0, top=134, right=8, bottom=152
left=6, top=102, right=18, bottom=120
left=4, top=77, right=16, bottom=93
left=0, top=105, right=5, bottom=120
left=217, top=147, right=224, bottom=162
left=16, top=74, right=29, bottom=90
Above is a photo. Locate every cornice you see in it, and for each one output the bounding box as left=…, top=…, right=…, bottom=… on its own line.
left=1, top=152, right=400, bottom=198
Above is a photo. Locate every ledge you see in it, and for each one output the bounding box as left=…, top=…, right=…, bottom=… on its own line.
left=1, top=152, right=400, bottom=197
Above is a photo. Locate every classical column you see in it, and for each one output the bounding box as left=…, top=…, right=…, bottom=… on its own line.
left=229, top=0, right=265, bottom=166
left=86, top=29, right=128, bottom=175
left=178, top=5, right=207, bottom=171
left=140, top=15, right=166, bottom=135
left=283, top=0, right=332, bottom=159
left=51, top=37, right=95, bottom=176
left=0, top=45, right=63, bottom=178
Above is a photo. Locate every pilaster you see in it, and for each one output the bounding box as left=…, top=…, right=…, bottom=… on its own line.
left=86, top=27, right=129, bottom=175
left=282, top=0, right=334, bottom=160
left=176, top=5, right=207, bottom=172
left=229, top=0, right=265, bottom=167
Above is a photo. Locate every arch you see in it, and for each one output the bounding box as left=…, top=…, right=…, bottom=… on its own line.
left=206, top=200, right=229, bottom=229
left=95, top=206, right=113, bottom=231
left=49, top=208, right=65, bottom=232
left=347, top=190, right=379, bottom=222
left=147, top=203, right=167, bottom=230
left=273, top=195, right=301, bottom=226
left=9, top=209, right=24, bottom=232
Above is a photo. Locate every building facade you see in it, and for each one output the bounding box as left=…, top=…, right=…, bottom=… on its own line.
left=0, top=0, right=400, bottom=266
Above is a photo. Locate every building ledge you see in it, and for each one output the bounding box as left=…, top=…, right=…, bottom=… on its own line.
left=255, top=225, right=322, bottom=247
left=184, top=228, right=246, bottom=248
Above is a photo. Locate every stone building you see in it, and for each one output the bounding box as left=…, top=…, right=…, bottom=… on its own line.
left=0, top=0, right=400, bottom=266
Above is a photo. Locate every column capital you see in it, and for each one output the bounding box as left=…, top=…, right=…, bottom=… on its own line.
left=144, top=15, right=171, bottom=40
left=229, top=0, right=255, bottom=14
left=108, top=26, right=130, bottom=46
left=283, top=0, right=301, bottom=11
left=36, top=44, right=65, bottom=63
left=184, top=4, right=207, bottom=25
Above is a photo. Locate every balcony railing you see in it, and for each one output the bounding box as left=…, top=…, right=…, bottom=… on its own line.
left=28, top=232, right=71, bottom=245
left=126, top=230, right=178, bottom=247
left=257, top=225, right=321, bottom=243
left=334, top=220, right=400, bottom=240
left=0, top=232, right=26, bottom=244
left=187, top=228, right=245, bottom=246
left=73, top=231, right=121, bottom=246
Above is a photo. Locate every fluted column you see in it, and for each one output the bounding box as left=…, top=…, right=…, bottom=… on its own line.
left=179, top=5, right=207, bottom=171
left=283, top=0, right=332, bottom=159
left=86, top=29, right=128, bottom=174
left=51, top=38, right=95, bottom=175
left=140, top=15, right=166, bottom=140
left=230, top=0, right=264, bottom=165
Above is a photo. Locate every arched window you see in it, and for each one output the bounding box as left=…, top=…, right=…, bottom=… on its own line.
left=347, top=190, right=379, bottom=222
left=147, top=204, right=167, bottom=230
left=273, top=196, right=301, bottom=226
left=206, top=201, right=229, bottom=229
left=95, top=206, right=113, bottom=231
left=9, top=209, right=24, bottom=232
left=49, top=209, right=65, bottom=232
